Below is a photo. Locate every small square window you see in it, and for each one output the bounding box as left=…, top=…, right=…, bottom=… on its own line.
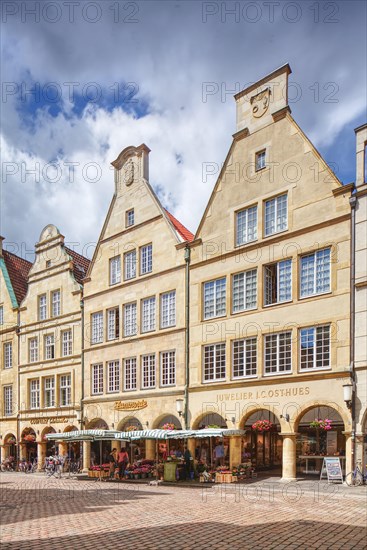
left=256, top=150, right=266, bottom=171
left=126, top=209, right=134, bottom=227
left=46, top=260, right=51, bottom=268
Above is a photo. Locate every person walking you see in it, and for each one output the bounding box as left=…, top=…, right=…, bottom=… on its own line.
left=117, top=448, right=129, bottom=480
left=108, top=448, right=117, bottom=480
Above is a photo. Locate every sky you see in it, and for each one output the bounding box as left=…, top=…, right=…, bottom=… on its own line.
left=1, top=0, right=366, bottom=261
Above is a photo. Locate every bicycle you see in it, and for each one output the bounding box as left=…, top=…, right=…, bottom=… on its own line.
left=345, top=460, right=367, bottom=486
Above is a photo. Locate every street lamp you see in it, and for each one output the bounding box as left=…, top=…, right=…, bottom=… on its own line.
left=343, top=383, right=353, bottom=409
left=176, top=398, right=184, bottom=417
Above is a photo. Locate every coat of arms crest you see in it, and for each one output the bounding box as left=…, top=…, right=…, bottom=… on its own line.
left=250, top=88, right=271, bottom=118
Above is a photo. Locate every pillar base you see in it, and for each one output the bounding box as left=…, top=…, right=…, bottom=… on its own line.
left=280, top=477, right=298, bottom=482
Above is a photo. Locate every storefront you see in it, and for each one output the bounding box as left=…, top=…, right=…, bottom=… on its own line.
left=242, top=411, right=282, bottom=472
left=86, top=419, right=110, bottom=465
left=20, top=428, right=37, bottom=461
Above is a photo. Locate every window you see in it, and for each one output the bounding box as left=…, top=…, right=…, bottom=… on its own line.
left=107, top=307, right=120, bottom=340
left=30, top=379, right=40, bottom=409
left=4, top=386, right=13, bottom=416
left=62, top=330, right=72, bottom=357
left=300, top=248, right=331, bottom=298
left=161, top=291, right=176, bottom=328
left=140, top=244, right=152, bottom=275
left=60, top=374, right=71, bottom=406
left=236, top=206, right=258, bottom=246
left=124, top=358, right=137, bottom=391
left=232, top=269, right=257, bottom=312
left=124, top=250, right=136, bottom=280
left=264, top=259, right=292, bottom=305
left=46, top=260, right=51, bottom=268
left=0, top=305, right=3, bottom=325
left=51, top=290, right=61, bottom=317
left=142, top=354, right=156, bottom=389
left=142, top=297, right=156, bottom=333
left=124, top=302, right=137, bottom=337
left=29, top=338, right=38, bottom=363
left=44, top=377, right=55, bottom=408
left=203, top=278, right=226, bottom=319
left=161, top=351, right=176, bottom=386
left=92, top=364, right=103, bottom=395
left=264, top=332, right=292, bottom=374
left=109, top=256, right=121, bottom=285
left=44, top=335, right=55, bottom=360
left=126, top=208, right=134, bottom=227
left=91, top=312, right=103, bottom=344
left=107, top=360, right=120, bottom=393
left=256, top=150, right=266, bottom=171
left=264, top=193, right=288, bottom=236
left=203, top=343, right=226, bottom=382
left=39, top=294, right=47, bottom=321
left=3, top=342, right=12, bottom=369
left=300, top=325, right=330, bottom=370
left=232, top=338, right=257, bottom=378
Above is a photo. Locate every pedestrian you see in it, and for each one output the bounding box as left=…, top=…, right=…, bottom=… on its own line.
left=184, top=447, right=192, bottom=480
left=109, top=448, right=117, bottom=479
left=117, top=448, right=129, bottom=480
left=213, top=442, right=224, bottom=467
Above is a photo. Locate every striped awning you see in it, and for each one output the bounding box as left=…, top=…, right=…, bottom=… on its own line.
left=46, top=430, right=127, bottom=442
left=114, top=429, right=172, bottom=441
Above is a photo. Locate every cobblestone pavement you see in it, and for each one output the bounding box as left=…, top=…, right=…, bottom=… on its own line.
left=0, top=472, right=366, bottom=549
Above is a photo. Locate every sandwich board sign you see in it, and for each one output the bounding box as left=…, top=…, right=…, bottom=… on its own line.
left=320, top=457, right=343, bottom=483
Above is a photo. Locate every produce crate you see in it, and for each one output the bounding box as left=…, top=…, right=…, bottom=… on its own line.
left=215, top=473, right=236, bottom=483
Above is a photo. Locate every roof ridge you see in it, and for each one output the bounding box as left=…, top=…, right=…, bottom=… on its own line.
left=164, top=208, right=194, bottom=242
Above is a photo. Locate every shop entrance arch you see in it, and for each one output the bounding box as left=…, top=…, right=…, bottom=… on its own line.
left=21, top=428, right=37, bottom=461
left=64, top=425, right=81, bottom=459
left=117, top=417, right=144, bottom=461
left=192, top=413, right=228, bottom=467
left=86, top=418, right=109, bottom=465
left=295, top=405, right=346, bottom=476
left=41, top=427, right=57, bottom=456
left=4, top=433, right=16, bottom=460
left=241, top=410, right=282, bottom=473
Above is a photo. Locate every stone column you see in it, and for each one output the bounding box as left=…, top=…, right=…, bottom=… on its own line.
left=187, top=438, right=195, bottom=457
left=343, top=432, right=352, bottom=475
left=19, top=443, right=27, bottom=461
left=0, top=445, right=6, bottom=462
left=229, top=437, right=242, bottom=468
left=281, top=433, right=297, bottom=481
left=145, top=439, right=156, bottom=460
left=59, top=442, right=68, bottom=457
left=82, top=441, right=91, bottom=472
left=114, top=441, right=122, bottom=454
left=37, top=442, right=46, bottom=471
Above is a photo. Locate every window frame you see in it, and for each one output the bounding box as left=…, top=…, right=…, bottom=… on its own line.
left=141, top=296, right=156, bottom=333
left=203, top=277, right=226, bottom=320
left=160, top=350, right=176, bottom=387
left=264, top=331, right=292, bottom=376
left=123, top=302, right=137, bottom=337
left=299, top=248, right=331, bottom=299
left=160, top=290, right=176, bottom=329
left=202, top=342, right=226, bottom=383
left=30, top=379, right=40, bottom=409
left=124, top=249, right=137, bottom=281
left=51, top=289, right=61, bottom=318
left=91, top=311, right=104, bottom=345
left=299, top=325, right=331, bottom=371
left=232, top=268, right=257, bottom=313
left=38, top=294, right=47, bottom=321
left=44, top=334, right=55, bottom=360
left=140, top=243, right=153, bottom=275
left=3, top=342, right=13, bottom=369
left=29, top=337, right=39, bottom=363
left=141, top=354, right=156, bottom=389
left=107, top=307, right=120, bottom=341
left=264, top=193, right=288, bottom=237
left=235, top=204, right=258, bottom=247
left=62, top=329, right=73, bottom=357
left=231, top=337, right=257, bottom=379
left=126, top=208, right=134, bottom=227
left=264, top=259, right=292, bottom=306
left=0, top=305, right=4, bottom=326
left=44, top=376, right=55, bottom=408
left=60, top=374, right=71, bottom=406
left=124, top=357, right=137, bottom=391
left=255, top=149, right=266, bottom=171
left=107, top=360, right=120, bottom=393
left=109, top=255, right=121, bottom=286
left=3, top=385, right=13, bottom=416
left=91, top=364, right=104, bottom=395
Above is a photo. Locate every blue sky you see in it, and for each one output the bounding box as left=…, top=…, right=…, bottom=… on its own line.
left=1, top=0, right=366, bottom=257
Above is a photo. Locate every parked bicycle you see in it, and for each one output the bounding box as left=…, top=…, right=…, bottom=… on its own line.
left=345, top=460, right=367, bottom=486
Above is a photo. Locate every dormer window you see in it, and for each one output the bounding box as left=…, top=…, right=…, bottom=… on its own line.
left=256, top=150, right=266, bottom=171
left=126, top=209, right=134, bottom=227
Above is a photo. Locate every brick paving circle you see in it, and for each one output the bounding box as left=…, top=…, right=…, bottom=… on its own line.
left=0, top=472, right=366, bottom=549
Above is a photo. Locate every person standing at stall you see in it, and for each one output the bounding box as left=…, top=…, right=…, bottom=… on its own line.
left=184, top=447, right=193, bottom=480
left=108, top=448, right=117, bottom=480
left=117, top=448, right=129, bottom=480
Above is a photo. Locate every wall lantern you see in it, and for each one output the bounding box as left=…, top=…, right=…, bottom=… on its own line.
left=343, top=383, right=353, bottom=409
left=176, top=398, right=184, bottom=417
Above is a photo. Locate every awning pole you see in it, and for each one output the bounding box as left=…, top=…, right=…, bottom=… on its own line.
left=99, top=440, right=102, bottom=467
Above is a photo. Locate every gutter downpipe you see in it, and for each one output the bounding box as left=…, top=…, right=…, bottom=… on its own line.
left=184, top=245, right=191, bottom=430
left=349, top=192, right=357, bottom=472
left=80, top=297, right=85, bottom=462
left=16, top=311, right=21, bottom=466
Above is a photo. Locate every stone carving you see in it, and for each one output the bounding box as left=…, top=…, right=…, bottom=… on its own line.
left=124, top=158, right=134, bottom=186
left=251, top=88, right=270, bottom=118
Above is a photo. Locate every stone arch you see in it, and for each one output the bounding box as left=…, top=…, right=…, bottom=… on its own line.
left=360, top=408, right=367, bottom=432
left=152, top=414, right=182, bottom=430
left=21, top=427, right=36, bottom=441
left=64, top=425, right=78, bottom=433
left=39, top=224, right=60, bottom=243
left=293, top=400, right=350, bottom=432
left=41, top=426, right=56, bottom=440
left=3, top=433, right=17, bottom=444
left=116, top=416, right=142, bottom=431
left=86, top=418, right=109, bottom=430
left=239, top=405, right=286, bottom=432
left=192, top=412, right=228, bottom=430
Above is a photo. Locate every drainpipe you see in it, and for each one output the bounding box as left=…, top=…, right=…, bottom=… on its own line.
left=349, top=193, right=357, bottom=472
left=16, top=310, right=21, bottom=466
left=80, top=298, right=85, bottom=430
left=184, top=245, right=191, bottom=430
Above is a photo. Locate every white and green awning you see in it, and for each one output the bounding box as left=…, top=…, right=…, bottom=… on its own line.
left=46, top=430, right=128, bottom=442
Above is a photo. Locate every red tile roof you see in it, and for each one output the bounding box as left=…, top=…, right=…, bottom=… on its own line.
left=2, top=250, right=32, bottom=305
left=165, top=209, right=194, bottom=242
left=65, top=247, right=91, bottom=284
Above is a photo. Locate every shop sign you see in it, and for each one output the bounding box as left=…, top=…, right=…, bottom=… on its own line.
left=114, top=399, right=148, bottom=411
left=320, top=457, right=343, bottom=483
left=216, top=386, right=310, bottom=402
left=30, top=417, right=71, bottom=424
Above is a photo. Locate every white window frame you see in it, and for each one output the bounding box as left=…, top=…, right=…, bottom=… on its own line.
left=300, top=248, right=331, bottom=298
left=232, top=338, right=257, bottom=379
left=124, top=302, right=137, bottom=337
left=236, top=205, right=258, bottom=246
left=109, top=256, right=121, bottom=286
left=264, top=259, right=292, bottom=306
left=62, top=330, right=73, bottom=357
left=264, top=193, right=288, bottom=237
left=4, top=385, right=13, bottom=416
left=256, top=150, right=266, bottom=171
left=232, top=269, right=257, bottom=313
left=39, top=294, right=47, bottom=321
left=30, top=379, right=40, bottom=409
left=0, top=305, right=4, bottom=326
left=161, top=351, right=176, bottom=387
left=44, top=334, right=55, bottom=360
left=141, top=354, right=156, bottom=389
left=91, top=312, right=103, bottom=344
left=126, top=208, right=134, bottom=227
left=140, top=244, right=153, bottom=275
left=160, top=291, right=176, bottom=328
left=4, top=342, right=12, bottom=369
left=44, top=377, right=55, bottom=408
left=91, top=364, right=103, bottom=395
left=264, top=331, right=292, bottom=375
left=107, top=307, right=119, bottom=341
left=124, top=249, right=136, bottom=280
left=107, top=360, right=120, bottom=393
left=51, top=289, right=61, bottom=317
left=124, top=357, right=137, bottom=391
left=142, top=297, right=156, bottom=333
left=203, top=278, right=226, bottom=320
left=299, top=325, right=331, bottom=371
left=60, top=374, right=71, bottom=406
left=29, top=338, right=38, bottom=363
left=203, top=343, right=226, bottom=382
